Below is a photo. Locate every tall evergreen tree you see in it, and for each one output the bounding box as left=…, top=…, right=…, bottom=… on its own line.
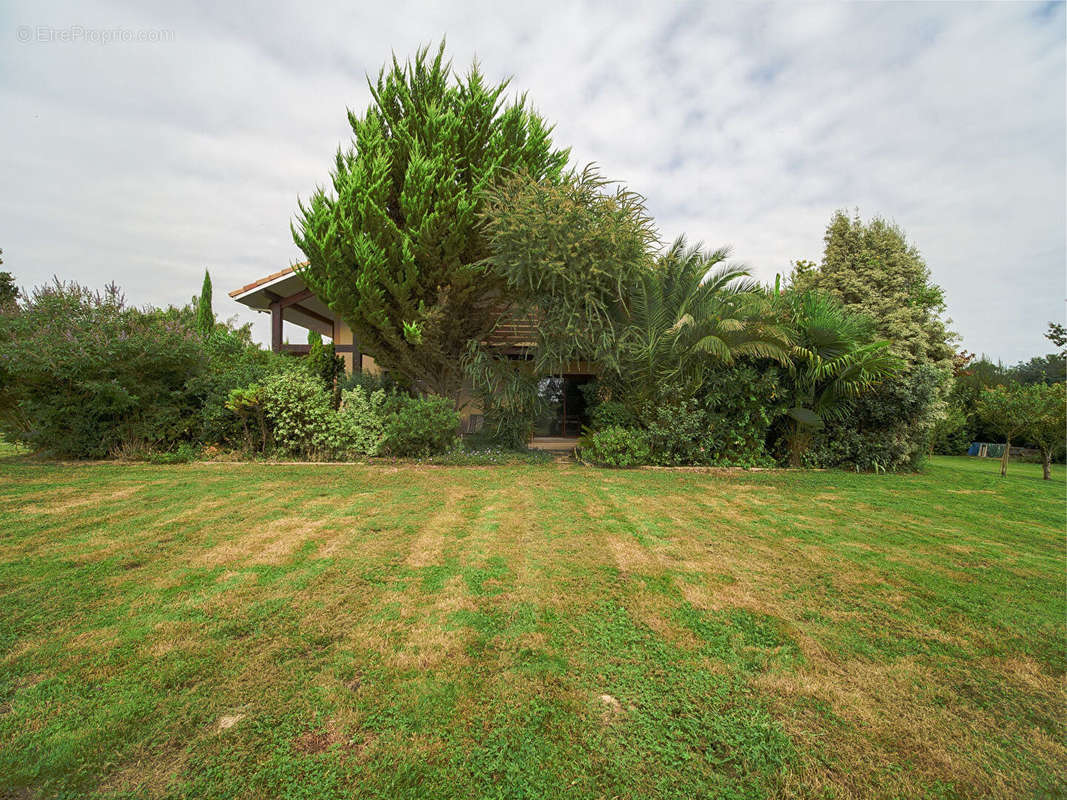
left=796, top=211, right=954, bottom=369
left=196, top=270, right=213, bottom=337
left=792, top=211, right=955, bottom=470
left=293, top=42, right=569, bottom=399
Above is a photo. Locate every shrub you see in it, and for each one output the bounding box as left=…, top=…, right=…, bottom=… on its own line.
left=307, top=331, right=344, bottom=408
left=639, top=397, right=708, bottom=466
left=147, top=442, right=201, bottom=464
left=382, top=395, right=459, bottom=457
left=929, top=404, right=971, bottom=455
left=258, top=371, right=344, bottom=460
left=337, top=386, right=386, bottom=456
left=700, top=365, right=784, bottom=467
left=589, top=400, right=637, bottom=431
left=187, top=327, right=296, bottom=448
left=0, top=281, right=206, bottom=458
left=579, top=426, right=651, bottom=468
left=804, top=365, right=945, bottom=471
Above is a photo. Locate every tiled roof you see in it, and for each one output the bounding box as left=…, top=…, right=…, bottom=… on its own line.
left=228, top=264, right=306, bottom=298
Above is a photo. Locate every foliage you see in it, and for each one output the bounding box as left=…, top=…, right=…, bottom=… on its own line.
left=609, top=237, right=792, bottom=409
left=0, top=248, right=17, bottom=312
left=307, top=331, right=345, bottom=408
left=929, top=404, right=971, bottom=455
left=775, top=291, right=901, bottom=467
left=481, top=164, right=658, bottom=371
left=462, top=346, right=543, bottom=449
left=187, top=324, right=296, bottom=448
left=1021, top=382, right=1067, bottom=480
left=589, top=400, right=637, bottom=431
left=578, top=425, right=651, bottom=468
left=258, top=371, right=347, bottom=460
left=638, top=396, right=709, bottom=467
left=196, top=270, right=214, bottom=337
left=976, top=383, right=1036, bottom=477
left=382, top=394, right=459, bottom=457
left=0, top=281, right=206, bottom=458
left=340, top=368, right=401, bottom=396
left=293, top=42, right=569, bottom=399
left=806, top=365, right=945, bottom=472
left=1046, top=321, right=1067, bottom=359
left=793, top=210, right=954, bottom=369
left=1008, top=353, right=1066, bottom=386
left=700, top=365, right=785, bottom=466
left=225, top=384, right=269, bottom=453
left=337, top=385, right=387, bottom=457
left=147, top=441, right=201, bottom=465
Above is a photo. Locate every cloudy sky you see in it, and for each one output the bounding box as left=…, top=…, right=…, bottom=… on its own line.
left=2, top=0, right=1064, bottom=363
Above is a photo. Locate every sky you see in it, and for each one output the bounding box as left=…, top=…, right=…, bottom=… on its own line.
left=2, top=0, right=1064, bottom=364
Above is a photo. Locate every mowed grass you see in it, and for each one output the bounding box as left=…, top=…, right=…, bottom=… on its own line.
left=0, top=456, right=1062, bottom=799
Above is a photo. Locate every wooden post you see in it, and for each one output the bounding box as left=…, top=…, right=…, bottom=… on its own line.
left=1000, top=438, right=1010, bottom=477
left=270, top=301, right=282, bottom=353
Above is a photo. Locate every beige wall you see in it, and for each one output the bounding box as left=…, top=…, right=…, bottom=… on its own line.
left=332, top=319, right=355, bottom=374
left=332, top=318, right=383, bottom=376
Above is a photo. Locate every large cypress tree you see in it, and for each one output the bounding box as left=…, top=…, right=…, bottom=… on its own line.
left=293, top=43, right=569, bottom=399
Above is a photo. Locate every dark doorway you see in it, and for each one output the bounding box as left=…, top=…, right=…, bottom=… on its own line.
left=533, top=375, right=594, bottom=437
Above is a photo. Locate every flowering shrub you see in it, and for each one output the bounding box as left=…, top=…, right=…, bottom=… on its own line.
left=0, top=281, right=206, bottom=458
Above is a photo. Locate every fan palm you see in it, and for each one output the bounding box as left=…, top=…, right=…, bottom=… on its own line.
left=610, top=237, right=792, bottom=404
left=781, top=291, right=900, bottom=465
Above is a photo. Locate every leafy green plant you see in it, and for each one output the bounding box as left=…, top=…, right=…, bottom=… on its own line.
left=777, top=291, right=900, bottom=467
left=463, top=344, right=543, bottom=450
left=700, top=365, right=785, bottom=466
left=578, top=426, right=652, bottom=468
left=639, top=396, right=708, bottom=466
left=382, top=394, right=459, bottom=457
left=337, top=386, right=386, bottom=457
left=611, top=237, right=791, bottom=409
left=258, top=371, right=345, bottom=460
left=147, top=442, right=201, bottom=464
left=1022, top=382, right=1067, bottom=479
left=307, top=331, right=344, bottom=409
left=0, top=280, right=206, bottom=458
left=481, top=165, right=658, bottom=372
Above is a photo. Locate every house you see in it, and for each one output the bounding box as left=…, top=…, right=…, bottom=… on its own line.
left=230, top=267, right=595, bottom=439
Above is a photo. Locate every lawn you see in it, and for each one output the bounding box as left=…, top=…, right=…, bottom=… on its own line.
left=0, top=455, right=1062, bottom=799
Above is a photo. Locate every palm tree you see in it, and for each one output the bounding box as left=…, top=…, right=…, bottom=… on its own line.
left=610, top=237, right=792, bottom=405
left=780, top=291, right=900, bottom=465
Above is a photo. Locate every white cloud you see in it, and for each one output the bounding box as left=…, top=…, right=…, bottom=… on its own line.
left=1, top=0, right=1063, bottom=360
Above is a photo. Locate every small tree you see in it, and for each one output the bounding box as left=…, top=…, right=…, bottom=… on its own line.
left=976, top=385, right=1032, bottom=477
left=196, top=270, right=214, bottom=337
left=1022, top=382, right=1066, bottom=480
left=481, top=164, right=658, bottom=372
left=0, top=249, right=18, bottom=312
left=1046, top=322, right=1067, bottom=359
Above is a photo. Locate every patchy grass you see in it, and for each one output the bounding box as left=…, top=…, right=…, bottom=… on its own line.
left=0, top=455, right=1062, bottom=799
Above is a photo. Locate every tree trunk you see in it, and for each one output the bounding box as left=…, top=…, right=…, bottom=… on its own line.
left=1000, top=437, right=1010, bottom=477
left=1042, top=450, right=1051, bottom=480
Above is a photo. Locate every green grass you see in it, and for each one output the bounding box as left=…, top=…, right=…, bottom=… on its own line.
left=0, top=455, right=1062, bottom=799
